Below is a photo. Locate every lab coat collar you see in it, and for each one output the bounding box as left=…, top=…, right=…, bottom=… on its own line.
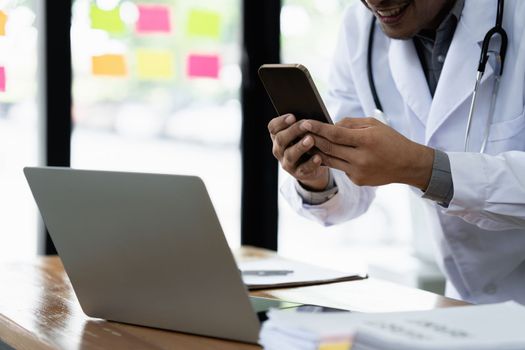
left=425, top=0, right=497, bottom=144
left=388, top=38, right=432, bottom=128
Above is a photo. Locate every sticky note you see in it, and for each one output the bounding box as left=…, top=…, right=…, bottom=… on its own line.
left=92, top=55, right=127, bottom=76
left=318, top=342, right=352, bottom=350
left=136, top=49, right=174, bottom=80
left=90, top=4, right=125, bottom=34
left=136, top=4, right=171, bottom=33
left=187, top=54, right=220, bottom=79
left=187, top=9, right=220, bottom=39
left=0, top=67, right=5, bottom=92
left=0, top=11, right=7, bottom=36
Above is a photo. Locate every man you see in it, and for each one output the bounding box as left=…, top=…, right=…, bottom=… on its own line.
left=269, top=0, right=525, bottom=304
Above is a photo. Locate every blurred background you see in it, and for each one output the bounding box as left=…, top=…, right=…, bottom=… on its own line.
left=0, top=0, right=444, bottom=293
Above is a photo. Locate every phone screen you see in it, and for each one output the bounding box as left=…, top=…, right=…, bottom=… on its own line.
left=259, top=64, right=333, bottom=124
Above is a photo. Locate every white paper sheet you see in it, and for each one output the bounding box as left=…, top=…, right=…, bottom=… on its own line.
left=239, top=256, right=366, bottom=290
left=260, top=301, right=525, bottom=350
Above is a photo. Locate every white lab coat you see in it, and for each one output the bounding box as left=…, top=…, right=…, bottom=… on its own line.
left=281, top=0, right=525, bottom=304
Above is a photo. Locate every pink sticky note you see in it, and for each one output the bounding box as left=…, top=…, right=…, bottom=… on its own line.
left=0, top=67, right=5, bottom=92
left=187, top=54, right=220, bottom=79
left=136, top=4, right=171, bottom=33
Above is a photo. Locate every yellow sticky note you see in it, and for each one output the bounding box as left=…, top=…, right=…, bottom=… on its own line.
left=0, top=11, right=7, bottom=36
left=318, top=342, right=352, bottom=350
left=187, top=9, right=220, bottom=39
left=90, top=4, right=125, bottom=34
left=92, top=54, right=127, bottom=76
left=136, top=49, right=174, bottom=80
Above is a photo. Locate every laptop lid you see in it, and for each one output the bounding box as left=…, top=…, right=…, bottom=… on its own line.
left=24, top=167, right=260, bottom=344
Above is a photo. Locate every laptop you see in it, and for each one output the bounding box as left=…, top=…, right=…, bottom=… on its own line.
left=24, top=167, right=308, bottom=344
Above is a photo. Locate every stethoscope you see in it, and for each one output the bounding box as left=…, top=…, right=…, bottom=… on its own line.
left=367, top=0, right=508, bottom=153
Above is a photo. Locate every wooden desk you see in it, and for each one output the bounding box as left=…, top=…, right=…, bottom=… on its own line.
left=0, top=247, right=466, bottom=350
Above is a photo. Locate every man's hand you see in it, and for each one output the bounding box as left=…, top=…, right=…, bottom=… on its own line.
left=301, top=117, right=434, bottom=190
left=268, top=114, right=330, bottom=191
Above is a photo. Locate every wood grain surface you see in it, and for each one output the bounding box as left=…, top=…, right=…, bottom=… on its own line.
left=0, top=247, right=466, bottom=349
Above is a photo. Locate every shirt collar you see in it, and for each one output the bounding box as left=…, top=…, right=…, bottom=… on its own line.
left=416, top=0, right=465, bottom=43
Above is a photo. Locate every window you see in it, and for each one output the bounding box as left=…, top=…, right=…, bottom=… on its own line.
left=278, top=0, right=417, bottom=274
left=71, top=0, right=242, bottom=247
left=0, top=1, right=38, bottom=259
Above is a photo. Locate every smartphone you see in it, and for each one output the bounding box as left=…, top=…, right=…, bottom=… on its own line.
left=258, top=64, right=333, bottom=124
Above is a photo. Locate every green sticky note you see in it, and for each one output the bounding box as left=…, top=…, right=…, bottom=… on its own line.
left=90, top=4, right=125, bottom=34
left=187, top=9, right=220, bottom=39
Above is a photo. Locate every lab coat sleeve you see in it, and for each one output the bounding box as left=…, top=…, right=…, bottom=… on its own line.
left=279, top=4, right=377, bottom=226
left=445, top=151, right=525, bottom=230
left=280, top=169, right=376, bottom=226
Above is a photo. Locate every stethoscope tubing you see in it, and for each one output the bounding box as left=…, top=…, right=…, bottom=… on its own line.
left=366, top=0, right=508, bottom=154
left=464, top=72, right=483, bottom=152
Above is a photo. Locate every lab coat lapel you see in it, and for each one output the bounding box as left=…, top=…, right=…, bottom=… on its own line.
left=425, top=0, right=496, bottom=143
left=388, top=39, right=432, bottom=127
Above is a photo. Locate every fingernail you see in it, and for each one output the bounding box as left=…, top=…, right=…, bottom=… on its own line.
left=285, top=114, right=295, bottom=124
left=301, top=121, right=312, bottom=131
left=313, top=155, right=321, bottom=164
left=302, top=136, right=313, bottom=147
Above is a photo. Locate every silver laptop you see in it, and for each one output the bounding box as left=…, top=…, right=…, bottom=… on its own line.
left=24, top=166, right=302, bottom=344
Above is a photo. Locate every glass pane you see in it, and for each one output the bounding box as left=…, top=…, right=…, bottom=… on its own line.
left=278, top=0, right=414, bottom=271
left=71, top=0, right=242, bottom=247
left=0, top=1, right=39, bottom=259
left=281, top=0, right=347, bottom=92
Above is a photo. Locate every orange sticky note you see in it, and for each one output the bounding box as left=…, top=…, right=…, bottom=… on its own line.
left=0, top=67, right=5, bottom=92
left=187, top=54, right=219, bottom=79
left=92, top=55, right=127, bottom=76
left=0, top=11, right=7, bottom=36
left=136, top=4, right=171, bottom=33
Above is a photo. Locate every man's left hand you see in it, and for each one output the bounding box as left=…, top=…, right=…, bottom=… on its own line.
left=301, top=117, right=435, bottom=190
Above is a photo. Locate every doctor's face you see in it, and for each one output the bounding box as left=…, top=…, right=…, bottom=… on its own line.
left=361, top=0, right=455, bottom=39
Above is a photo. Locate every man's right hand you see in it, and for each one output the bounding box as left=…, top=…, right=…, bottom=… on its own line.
left=267, top=114, right=330, bottom=191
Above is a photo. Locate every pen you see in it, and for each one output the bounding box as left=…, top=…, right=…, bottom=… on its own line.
left=241, top=270, right=294, bottom=276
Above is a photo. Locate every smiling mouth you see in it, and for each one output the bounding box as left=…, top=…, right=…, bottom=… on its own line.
left=375, top=2, right=411, bottom=24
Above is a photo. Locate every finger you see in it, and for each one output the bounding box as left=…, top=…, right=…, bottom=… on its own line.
left=319, top=153, right=372, bottom=186
left=282, top=135, right=316, bottom=170
left=301, top=119, right=363, bottom=146
left=268, top=114, right=296, bottom=135
left=336, top=117, right=378, bottom=129
left=296, top=154, right=323, bottom=178
left=273, top=120, right=309, bottom=151
left=318, top=153, right=352, bottom=175
left=310, top=134, right=358, bottom=160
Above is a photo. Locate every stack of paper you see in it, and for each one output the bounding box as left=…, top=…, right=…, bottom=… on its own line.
left=239, top=256, right=366, bottom=290
left=260, top=301, right=525, bottom=350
